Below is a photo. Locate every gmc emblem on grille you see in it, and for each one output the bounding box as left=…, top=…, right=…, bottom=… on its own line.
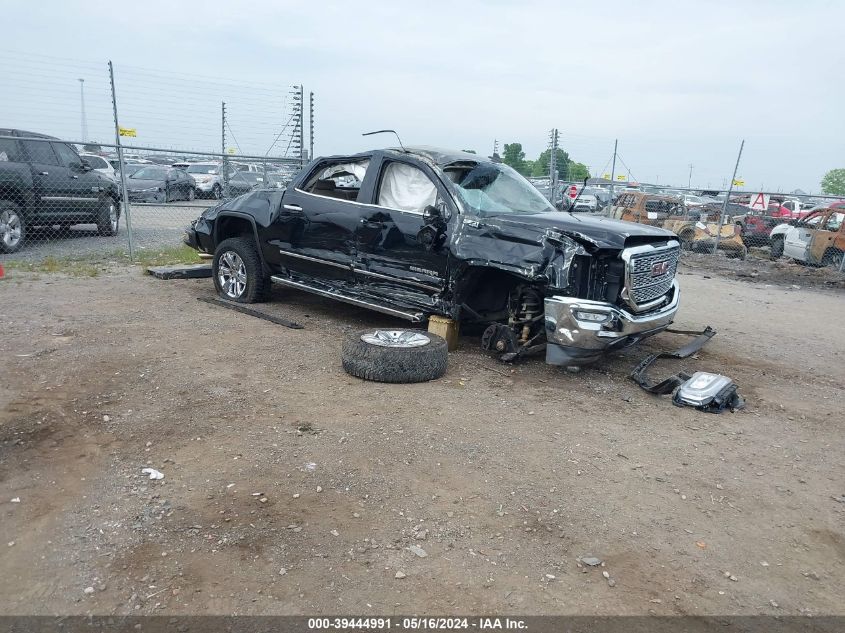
left=651, top=260, right=670, bottom=276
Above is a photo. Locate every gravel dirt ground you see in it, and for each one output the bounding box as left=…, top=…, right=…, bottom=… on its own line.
left=0, top=262, right=843, bottom=617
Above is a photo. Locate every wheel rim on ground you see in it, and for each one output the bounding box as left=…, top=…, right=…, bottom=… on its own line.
left=360, top=330, right=431, bottom=348
left=0, top=209, right=22, bottom=249
left=218, top=251, right=247, bottom=298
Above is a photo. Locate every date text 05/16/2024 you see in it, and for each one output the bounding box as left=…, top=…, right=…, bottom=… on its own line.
left=307, top=617, right=528, bottom=630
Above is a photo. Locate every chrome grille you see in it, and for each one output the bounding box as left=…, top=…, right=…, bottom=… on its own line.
left=625, top=244, right=679, bottom=308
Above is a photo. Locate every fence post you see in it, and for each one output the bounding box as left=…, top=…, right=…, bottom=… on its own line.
left=713, top=140, right=745, bottom=255
left=221, top=101, right=230, bottom=198
left=108, top=60, right=135, bottom=260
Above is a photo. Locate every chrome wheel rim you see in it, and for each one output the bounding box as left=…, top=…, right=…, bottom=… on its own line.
left=361, top=330, right=430, bottom=348
left=108, top=203, right=118, bottom=231
left=218, top=251, right=247, bottom=298
left=0, top=209, right=22, bottom=248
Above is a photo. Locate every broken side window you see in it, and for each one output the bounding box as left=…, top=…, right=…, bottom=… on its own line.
left=301, top=159, right=370, bottom=202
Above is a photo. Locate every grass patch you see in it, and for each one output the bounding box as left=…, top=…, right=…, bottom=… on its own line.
left=1, top=245, right=200, bottom=278
left=4, top=256, right=101, bottom=277
left=119, top=244, right=203, bottom=267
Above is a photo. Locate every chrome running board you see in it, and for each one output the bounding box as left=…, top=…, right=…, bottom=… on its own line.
left=270, top=276, right=425, bottom=322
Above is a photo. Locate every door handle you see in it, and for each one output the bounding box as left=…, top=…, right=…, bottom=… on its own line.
left=71, top=175, right=79, bottom=179
left=39, top=171, right=49, bottom=175
left=283, top=204, right=302, bottom=212
left=360, top=218, right=384, bottom=228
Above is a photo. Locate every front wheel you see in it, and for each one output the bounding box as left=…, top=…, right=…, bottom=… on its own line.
left=96, top=198, right=119, bottom=236
left=822, top=248, right=844, bottom=269
left=0, top=201, right=25, bottom=253
left=212, top=237, right=271, bottom=303
left=770, top=236, right=784, bottom=260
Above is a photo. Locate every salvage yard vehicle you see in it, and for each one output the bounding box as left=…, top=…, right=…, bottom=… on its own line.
left=185, top=147, right=682, bottom=368
left=126, top=166, right=196, bottom=203
left=0, top=128, right=121, bottom=253
left=182, top=162, right=236, bottom=199
left=607, top=191, right=683, bottom=227
left=769, top=207, right=844, bottom=267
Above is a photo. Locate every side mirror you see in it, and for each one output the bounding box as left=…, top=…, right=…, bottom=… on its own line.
left=423, top=201, right=451, bottom=225
left=79, top=159, right=92, bottom=172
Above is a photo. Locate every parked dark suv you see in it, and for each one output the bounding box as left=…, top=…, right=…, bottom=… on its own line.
left=185, top=147, right=681, bottom=367
left=0, top=129, right=121, bottom=253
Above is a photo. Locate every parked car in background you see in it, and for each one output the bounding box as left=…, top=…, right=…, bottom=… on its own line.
left=681, top=194, right=706, bottom=208
left=126, top=166, right=196, bottom=203
left=769, top=207, right=845, bottom=267
left=182, top=162, right=236, bottom=199
left=0, top=128, right=120, bottom=253
left=571, top=194, right=598, bottom=212
left=80, top=153, right=116, bottom=180
left=607, top=191, right=683, bottom=227
left=227, top=171, right=265, bottom=196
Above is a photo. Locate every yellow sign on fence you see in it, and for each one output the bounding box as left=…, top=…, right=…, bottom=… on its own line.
left=227, top=148, right=237, bottom=155
left=732, top=178, right=745, bottom=187
left=603, top=173, right=611, bottom=180
left=118, top=127, right=137, bottom=137
left=616, top=175, right=626, bottom=181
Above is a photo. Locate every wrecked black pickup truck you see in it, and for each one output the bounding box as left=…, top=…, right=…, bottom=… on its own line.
left=184, top=146, right=681, bottom=367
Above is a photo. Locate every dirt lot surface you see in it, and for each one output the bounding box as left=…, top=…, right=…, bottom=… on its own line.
left=1, top=262, right=843, bottom=617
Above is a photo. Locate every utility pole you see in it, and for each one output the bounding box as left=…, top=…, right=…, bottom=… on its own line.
left=298, top=85, right=305, bottom=166
left=308, top=91, right=314, bottom=162
left=221, top=101, right=229, bottom=197
left=493, top=139, right=499, bottom=157
left=108, top=61, right=134, bottom=259
left=713, top=140, right=745, bottom=255
left=688, top=163, right=693, bottom=189
left=548, top=128, right=559, bottom=204
left=78, top=78, right=88, bottom=143
left=609, top=139, right=618, bottom=202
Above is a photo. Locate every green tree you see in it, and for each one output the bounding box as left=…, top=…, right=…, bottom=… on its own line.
left=532, top=148, right=571, bottom=178
left=821, top=168, right=845, bottom=195
left=567, top=161, right=590, bottom=181
left=502, top=143, right=529, bottom=175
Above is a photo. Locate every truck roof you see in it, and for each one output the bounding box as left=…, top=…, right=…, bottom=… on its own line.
left=0, top=129, right=59, bottom=140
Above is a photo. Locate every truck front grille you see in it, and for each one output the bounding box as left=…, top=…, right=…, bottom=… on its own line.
left=624, top=243, right=680, bottom=310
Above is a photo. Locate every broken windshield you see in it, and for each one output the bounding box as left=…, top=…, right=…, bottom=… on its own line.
left=445, top=163, right=555, bottom=216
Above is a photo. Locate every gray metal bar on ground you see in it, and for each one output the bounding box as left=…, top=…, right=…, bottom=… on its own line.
left=197, top=296, right=304, bottom=329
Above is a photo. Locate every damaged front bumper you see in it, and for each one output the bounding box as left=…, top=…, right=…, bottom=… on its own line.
left=543, top=280, right=680, bottom=365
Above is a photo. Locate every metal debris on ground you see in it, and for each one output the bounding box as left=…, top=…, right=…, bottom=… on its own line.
left=141, top=467, right=164, bottom=480
left=146, top=264, right=212, bottom=280
left=196, top=296, right=303, bottom=329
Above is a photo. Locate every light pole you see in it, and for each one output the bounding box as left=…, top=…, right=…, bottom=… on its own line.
left=688, top=163, right=693, bottom=189
left=78, top=78, right=88, bottom=143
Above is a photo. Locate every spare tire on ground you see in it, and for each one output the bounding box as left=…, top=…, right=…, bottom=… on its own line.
left=341, top=329, right=448, bottom=383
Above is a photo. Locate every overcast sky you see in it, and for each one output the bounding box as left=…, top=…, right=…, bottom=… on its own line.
left=2, top=0, right=843, bottom=192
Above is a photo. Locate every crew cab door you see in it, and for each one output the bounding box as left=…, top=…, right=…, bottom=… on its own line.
left=261, top=156, right=372, bottom=281
left=784, top=211, right=825, bottom=261
left=20, top=139, right=65, bottom=218
left=354, top=156, right=451, bottom=296
left=51, top=142, right=102, bottom=213
left=809, top=210, right=844, bottom=264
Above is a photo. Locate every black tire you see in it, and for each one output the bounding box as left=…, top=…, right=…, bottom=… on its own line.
left=212, top=237, right=271, bottom=303
left=0, top=200, right=26, bottom=254
left=187, top=187, right=195, bottom=202
left=770, top=236, right=784, bottom=260
left=96, top=198, right=119, bottom=236
left=341, top=329, right=448, bottom=383
left=211, top=184, right=222, bottom=200
left=821, top=248, right=844, bottom=269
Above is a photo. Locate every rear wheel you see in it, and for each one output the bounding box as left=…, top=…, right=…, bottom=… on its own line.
left=212, top=237, right=271, bottom=303
left=96, top=198, right=119, bottom=236
left=770, top=236, right=784, bottom=260
left=678, top=230, right=695, bottom=251
left=0, top=201, right=25, bottom=254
